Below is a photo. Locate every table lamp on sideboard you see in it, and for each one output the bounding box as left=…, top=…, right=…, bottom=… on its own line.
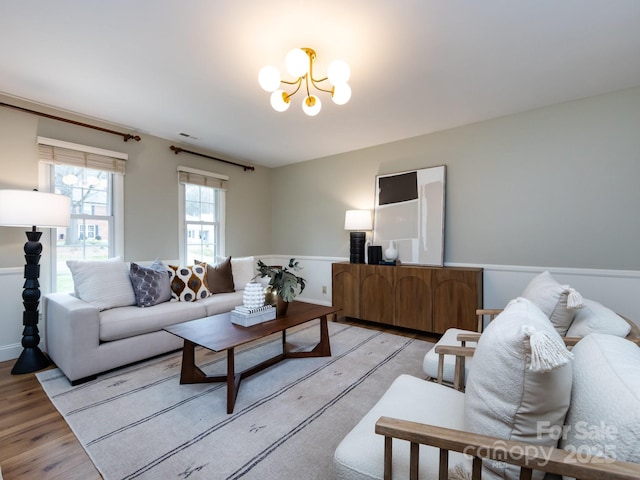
left=344, top=209, right=372, bottom=264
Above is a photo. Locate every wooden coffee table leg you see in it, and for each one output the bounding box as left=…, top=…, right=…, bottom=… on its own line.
left=180, top=340, right=206, bottom=383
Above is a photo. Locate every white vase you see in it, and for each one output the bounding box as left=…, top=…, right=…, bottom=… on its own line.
left=242, top=282, right=265, bottom=309
left=384, top=240, right=399, bottom=261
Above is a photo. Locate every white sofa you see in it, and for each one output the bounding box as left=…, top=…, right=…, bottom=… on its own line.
left=45, top=290, right=244, bottom=384
left=44, top=256, right=255, bottom=384
left=334, top=296, right=640, bottom=479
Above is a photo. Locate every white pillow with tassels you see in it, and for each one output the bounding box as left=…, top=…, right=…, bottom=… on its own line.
left=521, top=270, right=584, bottom=336
left=461, top=297, right=574, bottom=480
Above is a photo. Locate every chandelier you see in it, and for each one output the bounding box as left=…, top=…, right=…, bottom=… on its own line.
left=258, top=48, right=351, bottom=116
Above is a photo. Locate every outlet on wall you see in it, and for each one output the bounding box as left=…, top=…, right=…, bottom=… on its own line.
left=322, top=285, right=327, bottom=294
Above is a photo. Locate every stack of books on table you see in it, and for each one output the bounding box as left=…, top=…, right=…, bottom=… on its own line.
left=230, top=304, right=276, bottom=327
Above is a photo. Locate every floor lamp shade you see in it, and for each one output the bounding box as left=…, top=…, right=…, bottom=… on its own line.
left=344, top=210, right=372, bottom=264
left=0, top=189, right=71, bottom=374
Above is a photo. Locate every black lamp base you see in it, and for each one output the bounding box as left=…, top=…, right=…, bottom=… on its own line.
left=11, top=346, right=51, bottom=374
left=11, top=227, right=51, bottom=375
left=349, top=231, right=366, bottom=263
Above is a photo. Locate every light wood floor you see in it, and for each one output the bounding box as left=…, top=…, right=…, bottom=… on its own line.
left=0, top=318, right=438, bottom=480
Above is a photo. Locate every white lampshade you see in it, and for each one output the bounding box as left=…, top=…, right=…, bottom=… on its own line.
left=258, top=65, right=281, bottom=92
left=270, top=90, right=291, bottom=112
left=332, top=83, right=351, bottom=105
left=0, top=190, right=70, bottom=228
left=285, top=48, right=309, bottom=78
left=344, top=209, right=372, bottom=231
left=302, top=95, right=322, bottom=116
left=327, top=59, right=350, bottom=85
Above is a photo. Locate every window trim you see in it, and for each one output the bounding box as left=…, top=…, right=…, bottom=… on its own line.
left=178, top=166, right=227, bottom=264
left=38, top=139, right=125, bottom=292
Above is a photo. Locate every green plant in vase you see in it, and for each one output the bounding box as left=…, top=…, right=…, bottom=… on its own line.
left=256, top=259, right=306, bottom=315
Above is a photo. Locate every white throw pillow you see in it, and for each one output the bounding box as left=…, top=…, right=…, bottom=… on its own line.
left=521, top=270, right=584, bottom=336
left=67, top=257, right=136, bottom=311
left=230, top=256, right=255, bottom=291
left=464, top=297, right=573, bottom=480
left=560, top=334, right=640, bottom=465
left=565, top=299, right=631, bottom=338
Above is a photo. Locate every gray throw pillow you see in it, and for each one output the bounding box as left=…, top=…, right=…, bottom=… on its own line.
left=129, top=260, right=172, bottom=307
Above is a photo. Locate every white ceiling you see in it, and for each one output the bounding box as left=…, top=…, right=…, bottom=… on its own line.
left=1, top=1, right=640, bottom=168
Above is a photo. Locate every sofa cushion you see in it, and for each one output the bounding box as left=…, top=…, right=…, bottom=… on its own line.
left=99, top=299, right=208, bottom=341
left=199, top=291, right=245, bottom=317
left=198, top=257, right=235, bottom=294
left=560, top=333, right=640, bottom=464
left=521, top=270, right=584, bottom=336
left=334, top=374, right=466, bottom=480
left=230, top=256, right=255, bottom=291
left=129, top=260, right=172, bottom=307
left=565, top=299, right=631, bottom=338
left=464, top=297, right=573, bottom=480
left=168, top=264, right=210, bottom=302
left=67, top=257, right=136, bottom=311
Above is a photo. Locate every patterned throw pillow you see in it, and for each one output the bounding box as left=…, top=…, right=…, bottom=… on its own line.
left=168, top=264, right=210, bottom=302
left=129, top=260, right=172, bottom=307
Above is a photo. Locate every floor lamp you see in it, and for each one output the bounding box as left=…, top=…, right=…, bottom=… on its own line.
left=344, top=210, right=372, bottom=264
left=0, top=189, right=70, bottom=375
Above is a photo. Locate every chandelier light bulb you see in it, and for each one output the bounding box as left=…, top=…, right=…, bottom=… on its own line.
left=332, top=83, right=352, bottom=105
left=270, top=90, right=290, bottom=112
left=327, top=60, right=350, bottom=85
left=258, top=65, right=281, bottom=92
left=285, top=48, right=309, bottom=78
left=302, top=95, right=322, bottom=116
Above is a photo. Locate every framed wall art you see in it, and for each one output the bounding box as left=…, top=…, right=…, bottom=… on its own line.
left=373, top=165, right=446, bottom=266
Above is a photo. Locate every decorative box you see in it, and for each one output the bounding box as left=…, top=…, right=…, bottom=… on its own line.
left=230, top=305, right=276, bottom=327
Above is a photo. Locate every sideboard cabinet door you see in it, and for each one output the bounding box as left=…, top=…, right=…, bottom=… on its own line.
left=393, top=267, right=433, bottom=331
left=332, top=263, right=360, bottom=318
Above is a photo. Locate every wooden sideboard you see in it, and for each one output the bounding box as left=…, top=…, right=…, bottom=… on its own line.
left=331, top=262, right=483, bottom=334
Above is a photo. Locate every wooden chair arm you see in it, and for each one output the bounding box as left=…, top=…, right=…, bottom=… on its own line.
left=476, top=309, right=503, bottom=332
left=434, top=345, right=475, bottom=391
left=457, top=333, right=481, bottom=344
left=375, top=416, right=640, bottom=480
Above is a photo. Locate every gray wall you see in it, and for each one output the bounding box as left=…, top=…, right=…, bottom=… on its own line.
left=0, top=94, right=272, bottom=267
left=272, top=86, right=640, bottom=270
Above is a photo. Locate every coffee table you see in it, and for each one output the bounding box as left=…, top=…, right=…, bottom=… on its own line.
left=164, top=301, right=341, bottom=413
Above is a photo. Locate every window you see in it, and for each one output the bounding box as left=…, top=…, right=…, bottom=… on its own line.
left=178, top=166, right=227, bottom=264
left=38, top=137, right=126, bottom=293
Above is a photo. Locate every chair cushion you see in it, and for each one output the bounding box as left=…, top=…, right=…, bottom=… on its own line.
left=565, top=299, right=631, bottom=338
left=464, top=297, right=573, bottom=480
left=521, top=270, right=583, bottom=336
left=334, top=374, right=466, bottom=480
left=423, top=327, right=476, bottom=383
left=560, top=333, right=640, bottom=464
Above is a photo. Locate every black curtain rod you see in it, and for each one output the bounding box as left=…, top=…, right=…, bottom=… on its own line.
left=0, top=102, right=141, bottom=142
left=170, top=145, right=255, bottom=171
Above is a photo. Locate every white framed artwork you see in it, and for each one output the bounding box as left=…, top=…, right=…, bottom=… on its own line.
left=373, top=165, right=446, bottom=266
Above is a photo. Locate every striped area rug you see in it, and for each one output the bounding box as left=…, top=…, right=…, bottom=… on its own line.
left=37, top=321, right=433, bottom=480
